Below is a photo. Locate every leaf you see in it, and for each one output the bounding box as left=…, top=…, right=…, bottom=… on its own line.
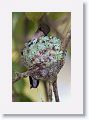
left=25, top=12, right=44, bottom=22
left=28, top=20, right=38, bottom=34
left=48, top=12, right=66, bottom=20
left=13, top=79, right=25, bottom=94
left=12, top=13, right=25, bottom=51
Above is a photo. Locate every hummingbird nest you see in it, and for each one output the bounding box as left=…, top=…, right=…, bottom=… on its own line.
left=21, top=36, right=65, bottom=82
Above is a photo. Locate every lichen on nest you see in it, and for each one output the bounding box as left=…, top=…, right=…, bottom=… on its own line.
left=21, top=36, right=65, bottom=68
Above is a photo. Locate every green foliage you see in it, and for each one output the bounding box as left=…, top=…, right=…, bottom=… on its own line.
left=25, top=12, right=44, bottom=22
left=48, top=12, right=66, bottom=20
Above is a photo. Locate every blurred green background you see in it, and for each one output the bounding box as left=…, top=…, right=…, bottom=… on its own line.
left=12, top=12, right=71, bottom=102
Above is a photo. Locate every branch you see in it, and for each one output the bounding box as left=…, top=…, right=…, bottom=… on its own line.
left=12, top=65, right=40, bottom=84
left=53, top=80, right=60, bottom=102
left=12, top=71, right=30, bottom=84
left=47, top=81, right=52, bottom=102
left=61, top=30, right=71, bottom=51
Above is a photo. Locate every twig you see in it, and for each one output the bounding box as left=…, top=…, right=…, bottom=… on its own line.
left=48, top=81, right=52, bottom=102
left=53, top=80, right=60, bottom=102
left=12, top=71, right=29, bottom=84
left=61, top=31, right=71, bottom=51
left=12, top=65, right=39, bottom=84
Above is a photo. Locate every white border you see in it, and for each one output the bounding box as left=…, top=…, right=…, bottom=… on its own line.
left=0, top=0, right=83, bottom=114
